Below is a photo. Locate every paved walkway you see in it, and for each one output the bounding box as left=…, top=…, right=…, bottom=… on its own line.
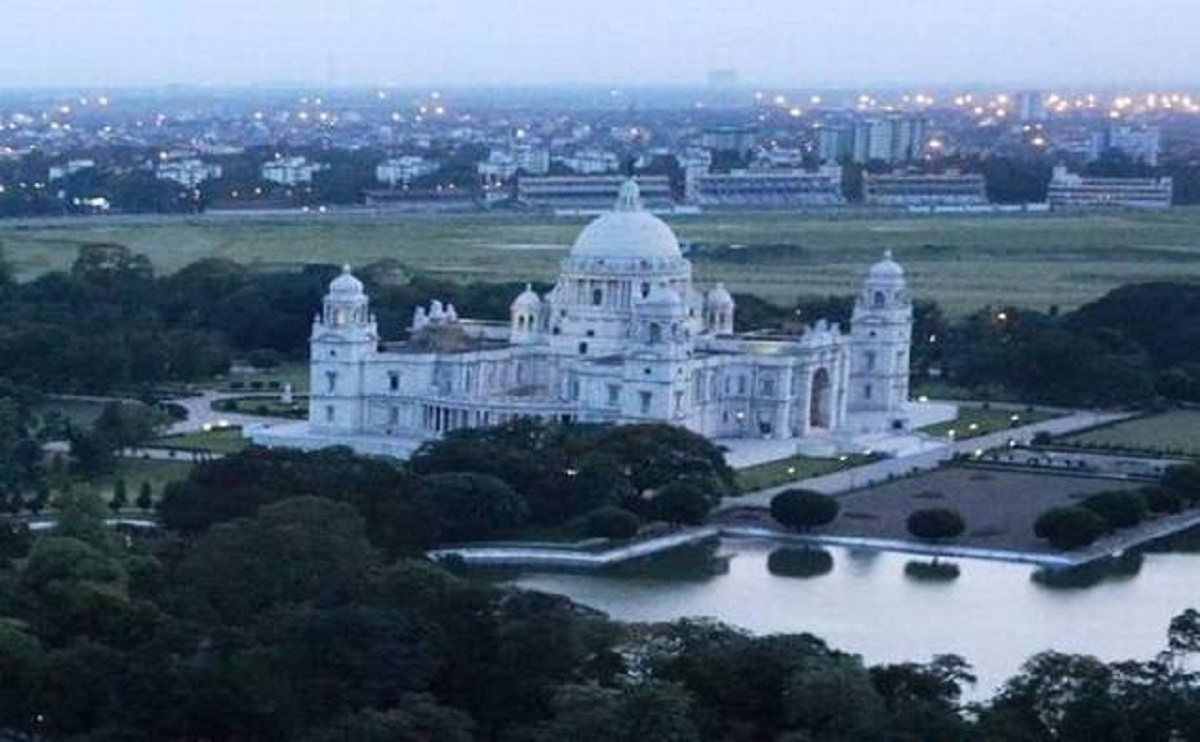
left=726, top=409, right=1132, bottom=509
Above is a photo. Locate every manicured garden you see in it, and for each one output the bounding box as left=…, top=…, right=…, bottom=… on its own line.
left=1060, top=409, right=1200, bottom=457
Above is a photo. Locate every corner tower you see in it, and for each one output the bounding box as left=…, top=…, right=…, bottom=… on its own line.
left=309, top=265, right=378, bottom=433
left=847, top=250, right=912, bottom=420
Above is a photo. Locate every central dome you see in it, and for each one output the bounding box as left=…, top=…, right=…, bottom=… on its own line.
left=569, top=180, right=682, bottom=261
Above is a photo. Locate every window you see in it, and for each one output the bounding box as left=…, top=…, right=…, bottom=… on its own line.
left=388, top=371, right=400, bottom=391
left=648, top=323, right=663, bottom=344
left=640, top=282, right=650, bottom=298
left=585, top=329, right=595, bottom=337
left=325, top=405, right=335, bottom=423
left=568, top=378, right=580, bottom=400
left=326, top=371, right=337, bottom=393
left=639, top=391, right=652, bottom=414
left=592, top=288, right=603, bottom=306
left=761, top=378, right=775, bottom=397
left=873, top=291, right=886, bottom=309
left=865, top=351, right=877, bottom=372
left=738, top=375, right=747, bottom=395
left=864, top=384, right=873, bottom=400
left=578, top=342, right=588, bottom=355
left=607, top=384, right=621, bottom=406
left=389, top=406, right=399, bottom=425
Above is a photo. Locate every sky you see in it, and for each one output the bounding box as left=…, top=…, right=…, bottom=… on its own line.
left=1, top=0, right=1197, bottom=89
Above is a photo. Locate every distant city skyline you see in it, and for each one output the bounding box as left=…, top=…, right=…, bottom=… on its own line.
left=3, top=0, right=1198, bottom=89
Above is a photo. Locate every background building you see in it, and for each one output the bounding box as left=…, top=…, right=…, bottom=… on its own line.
left=863, top=171, right=988, bottom=208
left=1047, top=165, right=1173, bottom=210
left=694, top=167, right=846, bottom=209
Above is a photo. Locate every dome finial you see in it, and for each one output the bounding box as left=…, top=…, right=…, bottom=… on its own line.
left=615, top=179, right=641, bottom=212
left=883, top=249, right=893, bottom=261
left=342, top=263, right=353, bottom=274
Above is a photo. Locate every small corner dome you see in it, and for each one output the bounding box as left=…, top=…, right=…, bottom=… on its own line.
left=511, top=283, right=541, bottom=309
left=569, top=179, right=682, bottom=261
left=329, top=265, right=364, bottom=295
left=706, top=282, right=735, bottom=307
left=641, top=283, right=683, bottom=308
left=868, top=250, right=904, bottom=281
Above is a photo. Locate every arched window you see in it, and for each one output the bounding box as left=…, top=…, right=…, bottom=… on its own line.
left=872, top=291, right=886, bottom=309
left=640, top=282, right=651, bottom=298
left=578, top=342, right=588, bottom=355
left=648, top=322, right=663, bottom=344
left=592, top=288, right=603, bottom=306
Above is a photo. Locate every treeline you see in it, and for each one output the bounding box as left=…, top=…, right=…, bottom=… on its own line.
left=0, top=244, right=535, bottom=395
left=3, top=451, right=1200, bottom=739
left=741, top=282, right=1200, bottom=407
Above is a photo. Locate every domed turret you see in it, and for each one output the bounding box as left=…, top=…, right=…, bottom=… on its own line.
left=329, top=264, right=365, bottom=296
left=705, top=282, right=736, bottom=334
left=867, top=250, right=905, bottom=283
left=510, top=283, right=542, bottom=344
left=568, top=180, right=682, bottom=261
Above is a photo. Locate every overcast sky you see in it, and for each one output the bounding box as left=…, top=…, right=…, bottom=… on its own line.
left=2, top=0, right=1197, bottom=89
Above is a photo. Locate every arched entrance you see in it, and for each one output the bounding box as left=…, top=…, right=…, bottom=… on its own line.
left=809, top=368, right=831, bottom=429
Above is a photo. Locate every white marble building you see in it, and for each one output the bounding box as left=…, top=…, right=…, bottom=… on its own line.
left=250, top=181, right=954, bottom=458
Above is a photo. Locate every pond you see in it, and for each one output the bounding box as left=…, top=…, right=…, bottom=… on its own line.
left=508, top=529, right=1200, bottom=697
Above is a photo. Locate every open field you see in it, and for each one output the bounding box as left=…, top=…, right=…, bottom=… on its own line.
left=1061, top=410, right=1200, bottom=456
left=149, top=426, right=250, bottom=455
left=8, top=209, right=1200, bottom=316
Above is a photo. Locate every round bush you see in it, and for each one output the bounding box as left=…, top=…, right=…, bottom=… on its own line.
left=579, top=507, right=641, bottom=540
left=1080, top=490, right=1147, bottom=529
left=1034, top=506, right=1108, bottom=550
left=767, top=547, right=834, bottom=578
left=904, top=560, right=961, bottom=581
left=1143, top=486, right=1184, bottom=515
left=906, top=508, right=966, bottom=542
left=770, top=489, right=840, bottom=531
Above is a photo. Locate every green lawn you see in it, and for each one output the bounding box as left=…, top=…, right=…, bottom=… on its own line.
left=1061, top=410, right=1200, bottom=456
left=97, top=458, right=195, bottom=503
left=920, top=406, right=1057, bottom=440
left=10, top=209, right=1200, bottom=317
left=736, top=453, right=876, bottom=492
left=149, top=426, right=250, bottom=455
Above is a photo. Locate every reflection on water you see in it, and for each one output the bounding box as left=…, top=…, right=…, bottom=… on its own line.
left=767, top=546, right=835, bottom=579
left=1032, top=551, right=1144, bottom=590
left=509, top=527, right=1200, bottom=697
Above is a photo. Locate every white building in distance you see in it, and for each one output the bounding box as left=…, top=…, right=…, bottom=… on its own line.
left=156, top=159, right=223, bottom=188
left=250, top=181, right=953, bottom=458
left=262, top=156, right=325, bottom=186
left=376, top=157, right=440, bottom=187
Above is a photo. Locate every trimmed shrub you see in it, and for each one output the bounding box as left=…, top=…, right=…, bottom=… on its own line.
left=1034, top=506, right=1107, bottom=550
left=906, top=508, right=965, bottom=542
left=1080, top=490, right=1147, bottom=529
left=767, top=547, right=835, bottom=578
left=579, top=507, right=641, bottom=540
left=770, top=489, right=840, bottom=531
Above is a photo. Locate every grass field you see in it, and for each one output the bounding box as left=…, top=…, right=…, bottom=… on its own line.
left=920, top=406, right=1057, bottom=440
left=98, top=458, right=194, bottom=502
left=736, top=453, right=875, bottom=492
left=9, top=209, right=1200, bottom=316
left=149, top=427, right=250, bottom=455
left=1061, top=410, right=1200, bottom=456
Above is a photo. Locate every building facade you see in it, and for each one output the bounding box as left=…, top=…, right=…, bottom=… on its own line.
left=251, top=181, right=949, bottom=458
left=1047, top=166, right=1173, bottom=210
